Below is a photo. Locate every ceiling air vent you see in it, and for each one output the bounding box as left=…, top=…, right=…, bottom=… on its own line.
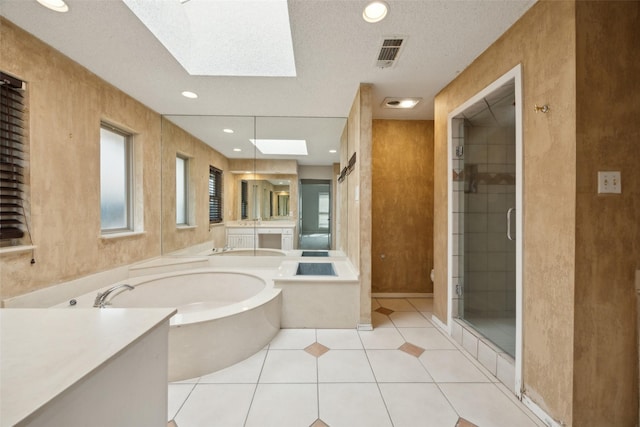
left=376, top=38, right=404, bottom=68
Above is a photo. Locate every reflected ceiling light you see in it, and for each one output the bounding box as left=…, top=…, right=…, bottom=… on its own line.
left=36, top=0, right=69, bottom=12
left=382, top=97, right=422, bottom=109
left=181, top=91, right=198, bottom=99
left=245, top=171, right=252, bottom=174
left=233, top=148, right=242, bottom=152
left=329, top=149, right=337, bottom=154
left=223, top=128, right=234, bottom=134
left=249, top=139, right=308, bottom=156
left=363, top=1, right=388, bottom=23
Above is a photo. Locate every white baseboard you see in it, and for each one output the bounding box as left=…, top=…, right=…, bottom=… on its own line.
left=430, top=313, right=450, bottom=333
left=357, top=323, right=373, bottom=331
left=372, top=292, right=433, bottom=298
left=521, top=394, right=564, bottom=427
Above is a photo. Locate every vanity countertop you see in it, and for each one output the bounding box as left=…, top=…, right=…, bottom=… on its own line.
left=0, top=308, right=176, bottom=426
left=226, top=221, right=296, bottom=228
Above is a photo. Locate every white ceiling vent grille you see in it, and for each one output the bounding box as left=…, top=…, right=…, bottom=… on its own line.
left=376, top=38, right=405, bottom=68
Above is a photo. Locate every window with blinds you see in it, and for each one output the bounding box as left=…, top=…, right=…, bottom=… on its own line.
left=0, top=72, right=27, bottom=242
left=209, top=166, right=223, bottom=223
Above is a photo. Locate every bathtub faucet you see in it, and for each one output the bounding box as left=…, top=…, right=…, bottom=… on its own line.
left=93, top=284, right=134, bottom=308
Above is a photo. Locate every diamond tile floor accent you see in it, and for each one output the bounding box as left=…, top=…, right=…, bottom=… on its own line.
left=456, top=417, right=479, bottom=427
left=305, top=342, right=330, bottom=358
left=168, top=297, right=545, bottom=427
left=398, top=341, right=426, bottom=357
left=375, top=306, right=394, bottom=316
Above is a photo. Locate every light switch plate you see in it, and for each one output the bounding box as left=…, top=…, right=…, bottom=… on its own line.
left=597, top=171, right=621, bottom=194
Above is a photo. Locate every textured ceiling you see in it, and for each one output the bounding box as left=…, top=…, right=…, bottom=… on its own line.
left=1, top=0, right=535, bottom=164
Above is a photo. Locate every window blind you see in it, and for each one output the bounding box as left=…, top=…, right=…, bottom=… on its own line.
left=209, top=166, right=223, bottom=223
left=0, top=72, right=26, bottom=241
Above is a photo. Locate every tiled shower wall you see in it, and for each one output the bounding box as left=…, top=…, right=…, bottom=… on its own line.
left=453, top=118, right=516, bottom=319
left=451, top=118, right=464, bottom=318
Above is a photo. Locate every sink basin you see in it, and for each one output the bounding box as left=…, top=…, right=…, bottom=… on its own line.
left=295, top=262, right=336, bottom=276
left=301, top=251, right=329, bottom=257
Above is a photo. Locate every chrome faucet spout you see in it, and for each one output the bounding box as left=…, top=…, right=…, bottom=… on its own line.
left=93, top=284, right=134, bottom=308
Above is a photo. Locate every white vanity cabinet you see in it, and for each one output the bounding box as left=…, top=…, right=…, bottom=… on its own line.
left=226, top=226, right=255, bottom=249
left=226, top=222, right=295, bottom=250
left=281, top=230, right=293, bottom=251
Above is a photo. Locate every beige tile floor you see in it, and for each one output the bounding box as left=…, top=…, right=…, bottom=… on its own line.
left=168, top=298, right=544, bottom=427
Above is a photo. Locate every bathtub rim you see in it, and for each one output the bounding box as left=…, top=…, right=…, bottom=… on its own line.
left=57, top=268, right=281, bottom=327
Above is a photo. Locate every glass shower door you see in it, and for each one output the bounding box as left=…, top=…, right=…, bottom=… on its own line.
left=454, top=82, right=517, bottom=358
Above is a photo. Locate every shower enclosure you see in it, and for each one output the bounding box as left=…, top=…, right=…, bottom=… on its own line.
left=451, top=78, right=519, bottom=358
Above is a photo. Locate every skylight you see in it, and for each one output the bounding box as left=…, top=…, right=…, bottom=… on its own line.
left=249, top=139, right=308, bottom=156
left=122, top=0, right=296, bottom=77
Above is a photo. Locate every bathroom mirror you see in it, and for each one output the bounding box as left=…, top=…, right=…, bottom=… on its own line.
left=160, top=115, right=348, bottom=255
left=241, top=179, right=291, bottom=220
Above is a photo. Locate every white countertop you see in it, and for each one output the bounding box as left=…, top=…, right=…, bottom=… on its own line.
left=226, top=221, right=296, bottom=228
left=0, top=308, right=176, bottom=426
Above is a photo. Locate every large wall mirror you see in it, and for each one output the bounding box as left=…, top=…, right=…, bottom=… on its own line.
left=160, top=115, right=348, bottom=256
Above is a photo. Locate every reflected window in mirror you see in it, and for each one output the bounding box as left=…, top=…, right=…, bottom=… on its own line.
left=241, top=180, right=248, bottom=220
left=318, top=192, right=329, bottom=230
left=269, top=191, right=274, bottom=217
left=209, top=166, right=223, bottom=224
left=277, top=193, right=289, bottom=217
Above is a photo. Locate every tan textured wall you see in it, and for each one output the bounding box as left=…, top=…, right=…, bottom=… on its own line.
left=343, top=84, right=373, bottom=325
left=0, top=19, right=162, bottom=299
left=347, top=89, right=361, bottom=270
left=572, top=2, right=640, bottom=425
left=160, top=118, right=230, bottom=253
left=338, top=125, right=349, bottom=253
left=372, top=120, right=434, bottom=294
left=434, top=2, right=577, bottom=424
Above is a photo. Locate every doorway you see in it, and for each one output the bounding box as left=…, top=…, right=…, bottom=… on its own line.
left=448, top=65, right=523, bottom=394
left=299, top=179, right=331, bottom=250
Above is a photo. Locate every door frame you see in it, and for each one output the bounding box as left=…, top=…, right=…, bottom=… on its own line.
left=446, top=64, right=523, bottom=397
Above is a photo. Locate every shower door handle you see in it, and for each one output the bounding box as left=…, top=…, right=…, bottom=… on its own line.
left=507, top=207, right=515, bottom=241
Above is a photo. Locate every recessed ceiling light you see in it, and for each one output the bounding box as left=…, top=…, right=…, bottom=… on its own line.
left=245, top=171, right=252, bottom=174
left=181, top=91, right=198, bottom=99
left=223, top=128, right=234, bottom=134
left=329, top=149, right=337, bottom=153
left=233, top=148, right=242, bottom=152
left=37, top=0, right=69, bottom=12
left=363, top=1, right=388, bottom=23
left=382, top=97, right=422, bottom=109
left=249, top=139, right=308, bottom=156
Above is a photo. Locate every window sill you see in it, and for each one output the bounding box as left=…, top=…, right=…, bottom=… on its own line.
left=0, top=245, right=36, bottom=257
left=100, top=231, right=146, bottom=241
left=176, top=225, right=197, bottom=230
left=209, top=222, right=225, bottom=228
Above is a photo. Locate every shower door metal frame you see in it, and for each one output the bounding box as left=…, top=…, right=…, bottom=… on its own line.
left=446, top=64, right=523, bottom=398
